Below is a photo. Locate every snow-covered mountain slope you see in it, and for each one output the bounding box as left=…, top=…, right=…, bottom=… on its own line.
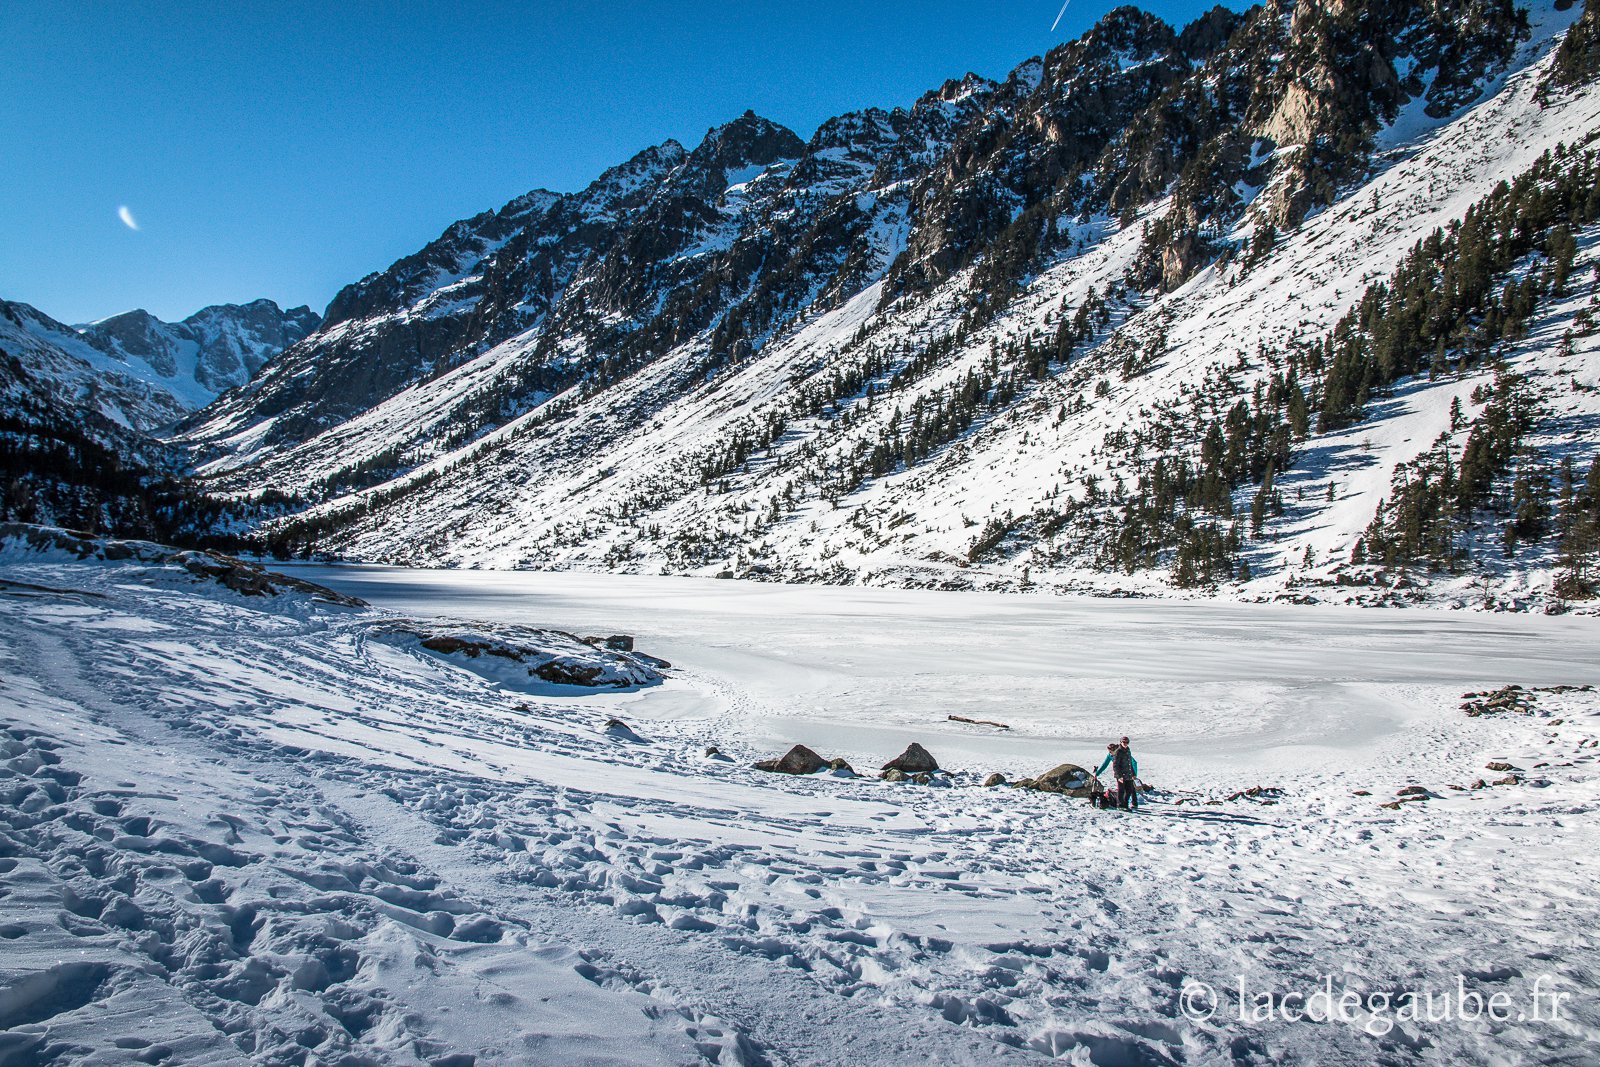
left=77, top=299, right=319, bottom=410
left=1, top=300, right=194, bottom=433
left=211, top=0, right=1600, bottom=611
left=0, top=297, right=317, bottom=432
left=3, top=550, right=1597, bottom=1064
left=183, top=0, right=1528, bottom=473
left=0, top=305, right=272, bottom=543
left=163, top=0, right=1600, bottom=610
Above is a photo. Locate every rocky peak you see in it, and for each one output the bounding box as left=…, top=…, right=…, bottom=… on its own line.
left=677, top=111, right=805, bottom=198
left=82, top=309, right=176, bottom=375
left=790, top=108, right=906, bottom=188
left=578, top=141, right=688, bottom=217
left=1178, top=5, right=1245, bottom=59
left=77, top=299, right=320, bottom=397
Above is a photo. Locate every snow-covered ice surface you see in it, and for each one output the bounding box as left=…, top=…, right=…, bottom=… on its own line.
left=3, top=554, right=1599, bottom=1065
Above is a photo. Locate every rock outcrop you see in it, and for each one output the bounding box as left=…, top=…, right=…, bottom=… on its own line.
left=882, top=743, right=939, bottom=774
left=754, top=745, right=827, bottom=775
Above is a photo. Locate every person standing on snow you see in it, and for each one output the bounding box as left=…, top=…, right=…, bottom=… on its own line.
left=1119, top=737, right=1140, bottom=810
left=1093, top=739, right=1139, bottom=810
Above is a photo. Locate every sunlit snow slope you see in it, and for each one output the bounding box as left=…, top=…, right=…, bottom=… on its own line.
left=185, top=0, right=1600, bottom=610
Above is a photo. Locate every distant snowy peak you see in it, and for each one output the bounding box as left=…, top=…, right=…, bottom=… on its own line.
left=0, top=298, right=190, bottom=432
left=78, top=298, right=320, bottom=405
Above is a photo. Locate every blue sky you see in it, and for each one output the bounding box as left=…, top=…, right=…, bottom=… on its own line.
left=1, top=1, right=1240, bottom=324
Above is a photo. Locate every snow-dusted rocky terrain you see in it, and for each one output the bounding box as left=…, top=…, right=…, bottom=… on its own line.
left=5, top=1, right=1600, bottom=1059
left=3, top=537, right=1597, bottom=1064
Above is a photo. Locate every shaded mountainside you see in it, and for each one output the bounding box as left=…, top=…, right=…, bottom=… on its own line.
left=174, top=0, right=1600, bottom=608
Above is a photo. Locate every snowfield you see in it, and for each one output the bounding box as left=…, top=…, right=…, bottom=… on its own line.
left=2, top=546, right=1599, bottom=1065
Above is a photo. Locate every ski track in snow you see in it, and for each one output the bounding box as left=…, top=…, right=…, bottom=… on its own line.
left=2, top=558, right=1599, bottom=1065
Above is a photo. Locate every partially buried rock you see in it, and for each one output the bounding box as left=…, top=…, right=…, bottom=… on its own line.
left=1031, top=763, right=1095, bottom=797
left=882, top=743, right=939, bottom=774
left=984, top=772, right=1007, bottom=788
left=1395, top=785, right=1429, bottom=797
left=754, top=745, right=827, bottom=775
left=828, top=757, right=856, bottom=776
left=912, top=772, right=933, bottom=785
left=881, top=768, right=907, bottom=782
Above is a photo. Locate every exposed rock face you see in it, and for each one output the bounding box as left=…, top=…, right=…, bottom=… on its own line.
left=754, top=745, right=827, bottom=775
left=882, top=743, right=939, bottom=774
left=397, top=621, right=664, bottom=688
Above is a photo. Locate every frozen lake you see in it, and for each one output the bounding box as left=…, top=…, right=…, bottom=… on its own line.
left=294, top=565, right=1600, bottom=783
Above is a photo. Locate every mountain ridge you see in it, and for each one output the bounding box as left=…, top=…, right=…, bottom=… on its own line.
left=21, top=0, right=1600, bottom=610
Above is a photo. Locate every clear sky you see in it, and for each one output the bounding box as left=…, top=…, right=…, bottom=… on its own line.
left=1, top=1, right=1241, bottom=324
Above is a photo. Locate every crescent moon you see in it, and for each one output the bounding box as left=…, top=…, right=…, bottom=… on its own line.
left=118, top=205, right=140, bottom=231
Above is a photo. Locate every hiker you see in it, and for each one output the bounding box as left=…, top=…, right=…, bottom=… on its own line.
left=1093, top=740, right=1140, bottom=810
left=1119, top=737, right=1140, bottom=810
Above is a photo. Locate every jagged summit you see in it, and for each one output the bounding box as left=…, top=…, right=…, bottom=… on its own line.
left=78, top=299, right=319, bottom=401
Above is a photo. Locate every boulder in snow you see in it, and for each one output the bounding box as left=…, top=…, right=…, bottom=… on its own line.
left=1028, top=763, right=1096, bottom=797
left=754, top=745, right=826, bottom=775
left=882, top=743, right=938, bottom=774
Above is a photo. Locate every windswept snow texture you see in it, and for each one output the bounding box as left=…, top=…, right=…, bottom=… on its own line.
left=2, top=558, right=1599, bottom=1065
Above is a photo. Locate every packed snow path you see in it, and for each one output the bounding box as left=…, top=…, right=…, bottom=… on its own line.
left=2, top=558, right=1598, bottom=1065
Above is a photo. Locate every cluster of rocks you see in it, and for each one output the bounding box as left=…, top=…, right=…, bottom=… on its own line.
left=752, top=748, right=857, bottom=780
left=1374, top=762, right=1532, bottom=808
left=751, top=744, right=1164, bottom=799
left=1460, top=685, right=1538, bottom=716
left=752, top=744, right=858, bottom=776
left=1167, top=784, right=1280, bottom=807
left=752, top=742, right=948, bottom=783
left=396, top=622, right=665, bottom=688
left=580, top=634, right=672, bottom=668
left=1458, top=683, right=1595, bottom=717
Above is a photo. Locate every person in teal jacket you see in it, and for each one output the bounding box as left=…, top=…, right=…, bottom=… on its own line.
left=1093, top=739, right=1139, bottom=809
